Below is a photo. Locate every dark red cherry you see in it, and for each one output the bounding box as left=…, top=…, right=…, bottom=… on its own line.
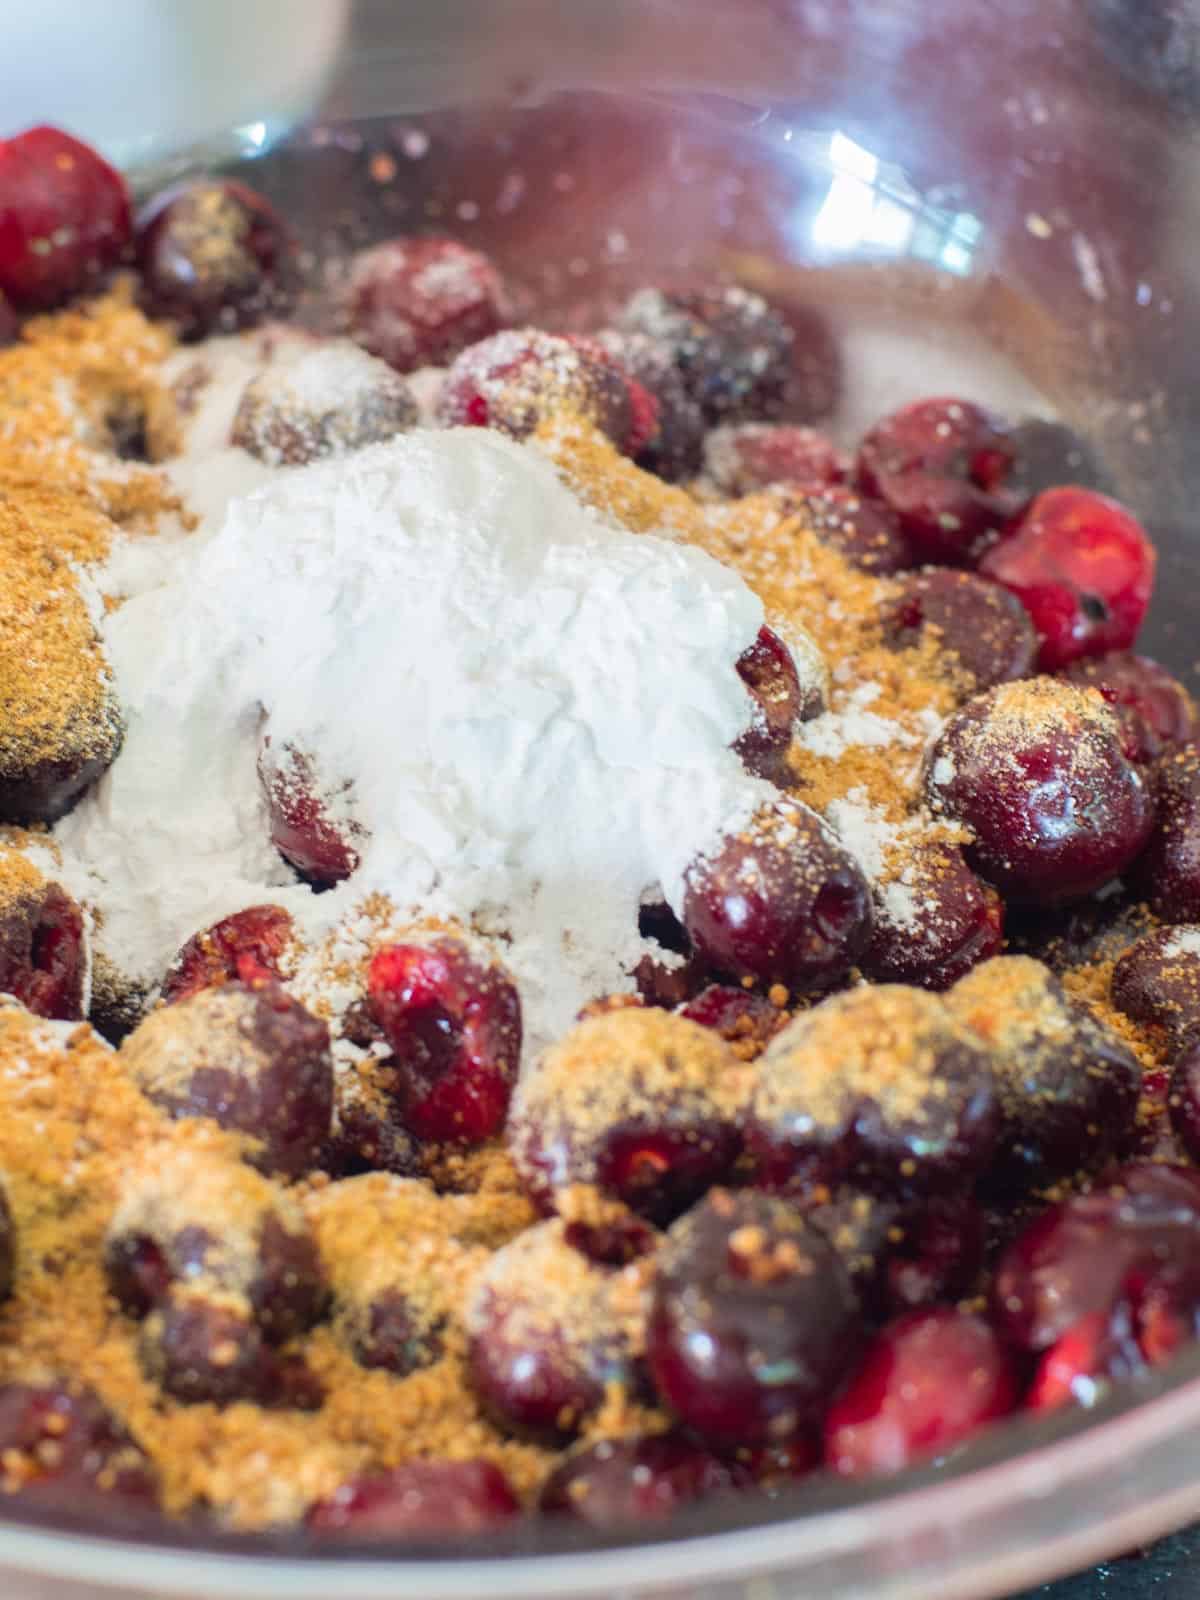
left=1112, top=926, right=1200, bottom=1046
left=925, top=678, right=1155, bottom=906
left=1129, top=745, right=1200, bottom=922
left=856, top=397, right=1017, bottom=565
left=366, top=938, right=521, bottom=1144
left=681, top=799, right=871, bottom=993
left=308, top=1460, right=521, bottom=1537
left=618, top=283, right=818, bottom=426
left=466, top=1218, right=646, bottom=1442
left=259, top=743, right=362, bottom=889
left=160, top=904, right=293, bottom=1003
left=120, top=981, right=334, bottom=1177
left=539, top=1432, right=748, bottom=1526
left=860, top=843, right=1004, bottom=991
left=0, top=1385, right=156, bottom=1509
left=990, top=1163, right=1200, bottom=1355
left=0, top=126, right=131, bottom=310
left=703, top=422, right=848, bottom=495
left=1060, top=653, right=1199, bottom=764
left=593, top=329, right=705, bottom=481
left=647, top=1189, right=862, bottom=1449
left=949, top=955, right=1141, bottom=1188
left=508, top=1008, right=742, bottom=1224
left=733, top=625, right=818, bottom=783
left=438, top=329, right=636, bottom=449
left=881, top=569, right=1037, bottom=693
left=824, top=1309, right=1019, bottom=1477
left=779, top=485, right=915, bottom=575
left=678, top=983, right=785, bottom=1058
left=979, top=488, right=1157, bottom=671
left=136, top=178, right=294, bottom=340
left=748, top=985, right=999, bottom=1198
left=0, top=878, right=86, bottom=1020
left=341, top=235, right=507, bottom=373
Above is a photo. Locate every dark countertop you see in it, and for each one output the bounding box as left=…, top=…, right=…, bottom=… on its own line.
left=1020, top=1526, right=1200, bottom=1599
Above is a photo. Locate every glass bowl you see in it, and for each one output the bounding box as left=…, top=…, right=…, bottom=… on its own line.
left=6, top=1, right=1200, bottom=1594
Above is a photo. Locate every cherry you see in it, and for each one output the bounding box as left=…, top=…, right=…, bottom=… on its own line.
left=160, top=904, right=293, bottom=1003
left=778, top=484, right=915, bottom=575
left=990, top=1162, right=1200, bottom=1355
left=647, top=1189, right=861, bottom=1449
left=1025, top=1307, right=1141, bottom=1413
left=106, top=1149, right=327, bottom=1404
left=508, top=1007, right=742, bottom=1224
left=884, top=1193, right=986, bottom=1314
left=1129, top=746, right=1200, bottom=922
left=733, top=625, right=818, bottom=783
left=880, top=569, right=1037, bottom=693
left=824, top=1309, right=1019, bottom=1477
left=231, top=342, right=418, bottom=466
left=681, top=799, right=872, bottom=993
left=366, top=938, right=521, bottom=1144
left=1112, top=927, right=1200, bottom=1046
left=341, top=235, right=507, bottom=373
left=466, top=1218, right=647, bottom=1442
left=438, top=329, right=639, bottom=450
left=855, top=397, right=1018, bottom=565
left=678, top=983, right=785, bottom=1058
left=948, top=955, right=1141, bottom=1187
left=0, top=879, right=86, bottom=1020
left=539, top=1433, right=748, bottom=1526
left=618, top=284, right=813, bottom=426
left=322, top=1075, right=421, bottom=1180
left=861, top=843, right=1004, bottom=991
left=748, top=985, right=998, bottom=1197
left=1169, top=1040, right=1200, bottom=1165
left=0, top=126, right=131, bottom=310
left=308, top=1460, right=521, bottom=1537
left=924, top=678, right=1155, bottom=906
left=136, top=179, right=295, bottom=340
left=259, top=743, right=363, bottom=889
left=0, top=695, right=124, bottom=828
left=703, top=423, right=848, bottom=496
left=1004, top=418, right=1112, bottom=501
left=1060, top=652, right=1199, bottom=764
left=120, top=981, right=334, bottom=1177
left=978, top=488, right=1157, bottom=671
left=593, top=329, right=705, bottom=481
left=0, top=1385, right=156, bottom=1509
left=0, top=294, right=17, bottom=346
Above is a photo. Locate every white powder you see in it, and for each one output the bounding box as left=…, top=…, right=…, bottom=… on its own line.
left=823, top=787, right=922, bottom=933
left=55, top=428, right=776, bottom=1054
left=796, top=681, right=909, bottom=760
left=1164, top=928, right=1200, bottom=961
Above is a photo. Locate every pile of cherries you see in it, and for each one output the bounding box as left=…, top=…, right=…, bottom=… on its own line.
left=4, top=123, right=1200, bottom=1542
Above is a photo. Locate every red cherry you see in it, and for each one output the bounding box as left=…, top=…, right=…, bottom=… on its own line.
left=1060, top=652, right=1200, bottom=764
left=136, top=179, right=294, bottom=340
left=824, top=1309, right=1020, bottom=1477
left=1026, top=1309, right=1140, bottom=1413
left=0, top=126, right=131, bottom=310
left=367, top=938, right=521, bottom=1144
left=0, top=880, right=86, bottom=1021
left=0, top=1385, right=157, bottom=1510
left=259, top=743, right=362, bottom=888
left=861, top=844, right=1004, bottom=991
left=682, top=799, right=872, bottom=993
left=880, top=568, right=1037, bottom=693
left=539, top=1433, right=748, bottom=1526
left=780, top=484, right=915, bottom=575
left=979, top=488, right=1157, bottom=671
left=704, top=423, right=848, bottom=496
left=856, top=397, right=1017, bottom=565
left=733, top=625, right=819, bottom=783
left=161, top=904, right=294, bottom=1004
left=308, top=1460, right=520, bottom=1537
left=342, top=235, right=507, bottom=373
